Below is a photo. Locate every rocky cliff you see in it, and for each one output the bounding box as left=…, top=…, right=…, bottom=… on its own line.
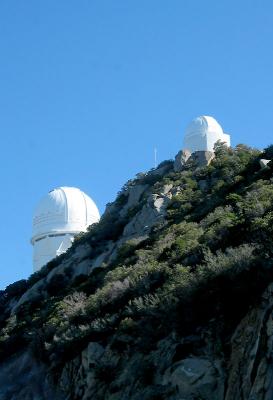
left=1, top=143, right=273, bottom=399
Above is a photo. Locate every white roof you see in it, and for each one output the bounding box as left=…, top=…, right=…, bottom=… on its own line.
left=31, top=186, right=100, bottom=242
left=184, top=116, right=223, bottom=138
left=183, top=115, right=230, bottom=153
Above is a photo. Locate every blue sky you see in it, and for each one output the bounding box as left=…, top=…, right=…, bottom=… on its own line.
left=1, top=0, right=273, bottom=289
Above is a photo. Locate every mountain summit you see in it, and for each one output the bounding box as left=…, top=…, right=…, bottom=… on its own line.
left=1, top=142, right=273, bottom=399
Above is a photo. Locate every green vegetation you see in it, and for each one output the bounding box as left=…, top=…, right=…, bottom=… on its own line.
left=2, top=143, right=273, bottom=393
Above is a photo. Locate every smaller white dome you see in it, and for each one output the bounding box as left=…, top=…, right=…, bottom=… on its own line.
left=183, top=115, right=230, bottom=153
left=185, top=116, right=223, bottom=138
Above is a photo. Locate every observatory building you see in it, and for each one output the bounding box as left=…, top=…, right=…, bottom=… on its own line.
left=183, top=115, right=230, bottom=153
left=31, top=187, right=100, bottom=272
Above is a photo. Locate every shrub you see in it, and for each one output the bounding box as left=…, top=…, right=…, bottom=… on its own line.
left=47, top=274, right=69, bottom=296
left=262, top=144, right=273, bottom=159
left=58, top=292, right=87, bottom=321
left=5, top=280, right=29, bottom=298
left=94, top=359, right=118, bottom=383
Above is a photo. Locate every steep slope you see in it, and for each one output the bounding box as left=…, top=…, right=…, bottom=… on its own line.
left=1, top=143, right=273, bottom=399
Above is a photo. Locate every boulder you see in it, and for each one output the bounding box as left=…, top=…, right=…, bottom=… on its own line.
left=174, top=150, right=191, bottom=172
left=225, top=282, right=273, bottom=400
left=162, top=357, right=225, bottom=400
left=119, top=184, right=148, bottom=218
left=122, top=189, right=171, bottom=239
left=0, top=350, right=63, bottom=400
left=189, top=151, right=215, bottom=167
left=259, top=159, right=271, bottom=169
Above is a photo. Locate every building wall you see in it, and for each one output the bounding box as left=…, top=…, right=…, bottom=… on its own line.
left=206, top=131, right=231, bottom=152
left=184, top=132, right=231, bottom=153
left=33, top=234, right=74, bottom=272
left=183, top=133, right=207, bottom=153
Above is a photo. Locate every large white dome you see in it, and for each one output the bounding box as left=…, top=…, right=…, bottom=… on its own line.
left=31, top=187, right=100, bottom=272
left=183, top=115, right=230, bottom=153
left=32, top=186, right=100, bottom=242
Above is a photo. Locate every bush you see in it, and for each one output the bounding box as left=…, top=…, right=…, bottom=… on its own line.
left=5, top=280, right=29, bottom=298
left=47, top=274, right=69, bottom=296
left=262, top=144, right=273, bottom=159
left=94, top=359, right=118, bottom=383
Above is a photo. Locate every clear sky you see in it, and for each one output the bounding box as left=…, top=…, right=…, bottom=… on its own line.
left=1, top=0, right=273, bottom=289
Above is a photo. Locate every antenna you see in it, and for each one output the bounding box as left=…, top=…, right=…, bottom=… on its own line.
left=154, top=147, right=157, bottom=169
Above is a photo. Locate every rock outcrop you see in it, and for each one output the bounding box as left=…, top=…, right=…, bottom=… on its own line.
left=174, top=149, right=191, bottom=171
left=225, top=283, right=273, bottom=400
left=0, top=350, right=63, bottom=400
left=174, top=149, right=215, bottom=171
left=259, top=158, right=271, bottom=169
left=189, top=150, right=215, bottom=167
left=52, top=282, right=273, bottom=399
left=3, top=281, right=273, bottom=400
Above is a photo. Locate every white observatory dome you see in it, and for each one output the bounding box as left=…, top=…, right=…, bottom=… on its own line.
left=31, top=187, right=100, bottom=272
left=183, top=115, right=230, bottom=153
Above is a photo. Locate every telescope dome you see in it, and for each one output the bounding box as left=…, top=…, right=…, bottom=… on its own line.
left=183, top=115, right=230, bottom=153
left=31, top=187, right=100, bottom=271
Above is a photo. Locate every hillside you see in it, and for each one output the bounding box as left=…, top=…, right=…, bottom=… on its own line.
left=1, top=142, right=273, bottom=399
